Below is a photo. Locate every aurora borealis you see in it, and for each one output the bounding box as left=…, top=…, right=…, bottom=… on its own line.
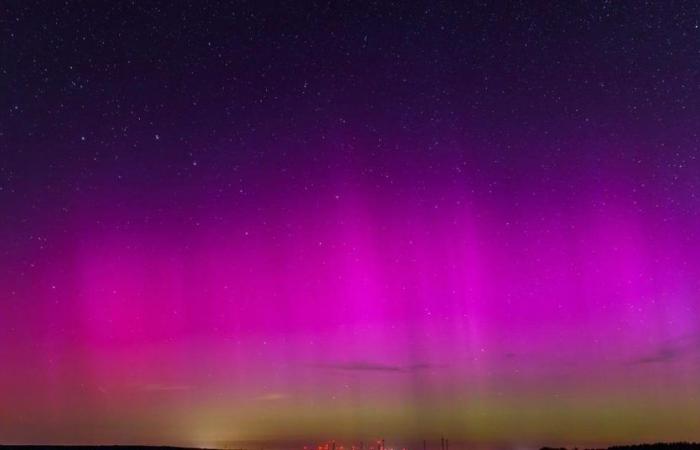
left=2, top=1, right=700, bottom=448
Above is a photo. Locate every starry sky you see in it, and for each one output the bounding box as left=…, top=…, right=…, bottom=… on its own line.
left=2, top=1, right=700, bottom=448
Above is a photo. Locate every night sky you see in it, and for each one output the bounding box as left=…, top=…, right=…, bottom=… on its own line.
left=2, top=1, right=700, bottom=448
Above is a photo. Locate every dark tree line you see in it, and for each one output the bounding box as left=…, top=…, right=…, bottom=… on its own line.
left=543, top=442, right=700, bottom=450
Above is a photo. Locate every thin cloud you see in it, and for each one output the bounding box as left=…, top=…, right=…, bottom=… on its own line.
left=312, top=361, right=441, bottom=373
left=407, top=362, right=445, bottom=370
left=138, top=383, right=192, bottom=392
left=629, top=347, right=683, bottom=365
left=628, top=334, right=700, bottom=365
left=257, top=393, right=289, bottom=401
